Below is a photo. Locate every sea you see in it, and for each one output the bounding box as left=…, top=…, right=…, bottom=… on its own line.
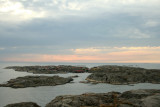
left=0, top=62, right=160, bottom=107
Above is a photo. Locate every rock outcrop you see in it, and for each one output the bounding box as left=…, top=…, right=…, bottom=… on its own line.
left=5, top=65, right=89, bottom=74
left=5, top=102, right=40, bottom=107
left=0, top=76, right=73, bottom=88
left=86, top=65, right=160, bottom=84
left=4, top=89, right=160, bottom=107
left=46, top=89, right=160, bottom=107
left=89, top=65, right=145, bottom=73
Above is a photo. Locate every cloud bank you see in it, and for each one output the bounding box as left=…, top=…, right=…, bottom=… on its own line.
left=0, top=0, right=160, bottom=63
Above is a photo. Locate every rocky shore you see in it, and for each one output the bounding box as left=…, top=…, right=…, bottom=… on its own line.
left=5, top=65, right=89, bottom=74
left=86, top=65, right=160, bottom=84
left=0, top=75, right=73, bottom=88
left=46, top=89, right=160, bottom=107
left=2, top=65, right=160, bottom=107
left=5, top=89, right=160, bottom=107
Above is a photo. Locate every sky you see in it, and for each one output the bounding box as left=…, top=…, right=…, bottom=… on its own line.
left=0, top=0, right=160, bottom=63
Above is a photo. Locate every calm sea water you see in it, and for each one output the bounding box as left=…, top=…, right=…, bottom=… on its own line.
left=0, top=62, right=160, bottom=107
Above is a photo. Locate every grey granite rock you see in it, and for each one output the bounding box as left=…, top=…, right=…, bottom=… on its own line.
left=46, top=89, right=160, bottom=107
left=0, top=75, right=73, bottom=88
left=86, top=65, right=160, bottom=84
left=5, top=65, right=88, bottom=74
left=5, top=102, right=40, bottom=107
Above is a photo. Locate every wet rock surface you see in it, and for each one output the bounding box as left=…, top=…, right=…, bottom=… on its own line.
left=46, top=89, right=160, bottom=107
left=0, top=75, right=73, bottom=88
left=5, top=102, right=40, bottom=107
left=86, top=65, right=160, bottom=84
left=5, top=65, right=89, bottom=74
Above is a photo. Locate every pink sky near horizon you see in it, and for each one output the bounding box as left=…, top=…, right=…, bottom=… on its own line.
left=3, top=46, right=160, bottom=63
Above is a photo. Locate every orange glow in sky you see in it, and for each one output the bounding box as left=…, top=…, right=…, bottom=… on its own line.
left=3, top=46, right=160, bottom=63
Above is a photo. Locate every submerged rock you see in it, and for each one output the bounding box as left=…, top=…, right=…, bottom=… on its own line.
left=46, top=89, right=160, bottom=107
left=0, top=75, right=73, bottom=88
left=86, top=65, right=160, bottom=84
left=69, top=75, right=79, bottom=78
left=5, top=102, right=40, bottom=107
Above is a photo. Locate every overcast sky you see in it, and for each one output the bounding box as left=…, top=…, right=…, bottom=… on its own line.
left=0, top=0, right=160, bottom=63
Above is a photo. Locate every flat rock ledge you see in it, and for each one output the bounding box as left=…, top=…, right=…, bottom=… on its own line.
left=0, top=75, right=73, bottom=88
left=86, top=65, right=160, bottom=85
left=46, top=89, right=160, bottom=107
left=5, top=102, right=40, bottom=107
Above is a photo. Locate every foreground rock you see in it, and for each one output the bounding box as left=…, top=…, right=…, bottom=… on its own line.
left=5, top=65, right=89, bottom=74
left=5, top=102, right=40, bottom=107
left=0, top=76, right=73, bottom=88
left=86, top=65, right=160, bottom=84
left=46, top=89, right=160, bottom=107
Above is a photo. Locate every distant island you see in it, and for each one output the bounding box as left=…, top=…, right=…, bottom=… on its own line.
left=5, top=65, right=89, bottom=74
left=86, top=65, right=160, bottom=85
left=5, top=65, right=160, bottom=85
left=0, top=75, right=73, bottom=88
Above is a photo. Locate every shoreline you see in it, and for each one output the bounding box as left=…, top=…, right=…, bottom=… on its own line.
left=1, top=64, right=160, bottom=107
left=5, top=89, right=160, bottom=107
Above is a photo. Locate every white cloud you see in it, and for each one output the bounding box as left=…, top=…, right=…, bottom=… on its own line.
left=145, top=20, right=159, bottom=27
left=114, top=46, right=160, bottom=51
left=72, top=48, right=102, bottom=55
left=64, top=2, right=82, bottom=11
left=116, top=29, right=151, bottom=39
left=129, top=29, right=150, bottom=39
left=0, top=0, right=160, bottom=22
left=72, top=46, right=160, bottom=55
left=0, top=48, right=5, bottom=50
left=0, top=0, right=46, bottom=22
